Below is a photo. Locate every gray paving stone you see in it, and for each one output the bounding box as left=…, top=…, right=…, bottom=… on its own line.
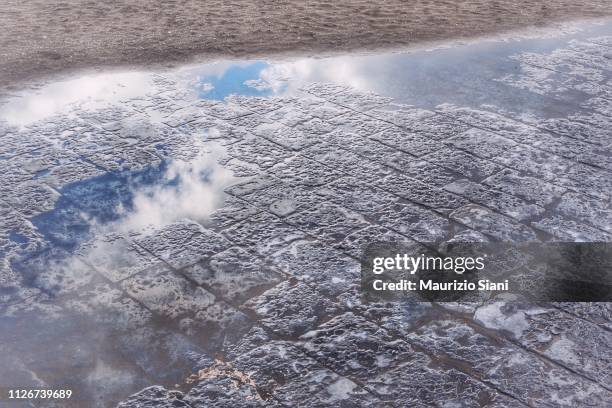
left=285, top=203, right=370, bottom=245
left=483, top=169, right=567, bottom=207
left=266, top=155, right=343, bottom=187
left=302, top=141, right=395, bottom=183
left=243, top=280, right=341, bottom=337
left=82, top=234, right=163, bottom=282
left=183, top=246, right=282, bottom=304
left=120, top=266, right=216, bottom=319
left=474, top=302, right=612, bottom=387
left=379, top=173, right=468, bottom=214
left=369, top=127, right=439, bottom=157
left=298, top=313, right=415, bottom=382
left=532, top=216, right=612, bottom=241
left=406, top=318, right=610, bottom=407
left=450, top=204, right=538, bottom=241
left=422, top=146, right=505, bottom=181
left=444, top=178, right=544, bottom=221
left=136, top=220, right=231, bottom=269
left=555, top=191, right=612, bottom=233
left=271, top=240, right=360, bottom=296
left=372, top=201, right=452, bottom=242
left=222, top=211, right=307, bottom=256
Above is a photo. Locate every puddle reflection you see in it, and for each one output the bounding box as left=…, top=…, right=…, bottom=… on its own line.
left=1, top=143, right=238, bottom=407
left=2, top=19, right=610, bottom=127
left=0, top=19, right=610, bottom=407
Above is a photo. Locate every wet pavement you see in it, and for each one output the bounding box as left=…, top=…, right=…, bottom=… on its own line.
left=0, top=21, right=611, bottom=408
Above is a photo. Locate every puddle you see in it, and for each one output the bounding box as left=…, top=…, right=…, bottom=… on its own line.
left=2, top=20, right=611, bottom=127
left=1, top=144, right=239, bottom=407
left=0, top=19, right=610, bottom=407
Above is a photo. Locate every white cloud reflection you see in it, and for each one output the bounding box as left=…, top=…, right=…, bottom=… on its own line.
left=0, top=72, right=153, bottom=126
left=113, top=142, right=235, bottom=234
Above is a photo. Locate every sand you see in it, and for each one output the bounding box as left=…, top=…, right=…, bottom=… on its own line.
left=1, top=0, right=611, bottom=91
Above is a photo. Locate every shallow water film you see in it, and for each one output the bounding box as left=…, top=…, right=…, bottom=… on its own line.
left=1, top=21, right=611, bottom=407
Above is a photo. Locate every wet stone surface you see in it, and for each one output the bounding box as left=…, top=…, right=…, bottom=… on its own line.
left=0, top=23, right=611, bottom=408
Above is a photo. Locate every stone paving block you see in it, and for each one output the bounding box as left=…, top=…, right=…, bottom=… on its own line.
left=474, top=302, right=612, bottom=387
left=373, top=201, right=452, bottom=242
left=86, top=145, right=161, bottom=172
left=271, top=240, right=360, bottom=296
left=224, top=174, right=278, bottom=197
left=4, top=182, right=60, bottom=218
left=335, top=287, right=434, bottom=333
left=301, top=82, right=349, bottom=98
left=369, top=127, right=439, bottom=157
left=553, top=302, right=612, bottom=331
left=224, top=135, right=293, bottom=169
left=539, top=117, right=611, bottom=146
left=240, top=181, right=325, bottom=218
left=196, top=99, right=252, bottom=120
left=231, top=341, right=322, bottom=399
left=327, top=112, right=393, bottom=137
left=63, top=284, right=153, bottom=331
left=580, top=98, right=612, bottom=116
left=116, top=325, right=215, bottom=384
left=304, top=100, right=352, bottom=121
left=326, top=89, right=393, bottom=112
left=532, top=216, right=612, bottom=241
left=82, top=234, right=163, bottom=282
left=302, top=141, right=395, bottom=183
left=560, top=163, right=612, bottom=201
left=243, top=280, right=341, bottom=337
left=495, top=144, right=574, bottom=184
left=315, top=176, right=399, bottom=218
left=379, top=173, right=468, bottom=214
left=264, top=103, right=313, bottom=127
left=483, top=169, right=567, bottom=207
left=225, top=112, right=272, bottom=132
left=406, top=318, right=610, bottom=407
left=335, top=224, right=408, bottom=259
left=183, top=246, right=282, bottom=304
left=275, top=369, right=384, bottom=407
left=209, top=196, right=262, bottom=230
left=450, top=204, right=538, bottom=241
left=136, top=220, right=231, bottom=269
left=367, top=360, right=521, bottom=407
left=226, top=95, right=284, bottom=115
left=285, top=203, right=370, bottom=245
left=27, top=254, right=100, bottom=297
left=266, top=155, right=344, bottom=187
left=298, top=313, right=416, bottom=382
left=183, top=301, right=253, bottom=349
left=368, top=104, right=435, bottom=128
left=555, top=191, right=612, bottom=233
left=222, top=211, right=307, bottom=256
left=252, top=122, right=319, bottom=151
left=121, top=266, right=216, bottom=320
left=387, top=159, right=460, bottom=188
left=446, top=128, right=518, bottom=159
left=422, top=146, right=504, bottom=181
left=294, top=116, right=336, bottom=136
left=0, top=131, right=48, bottom=160
left=444, top=178, right=544, bottom=221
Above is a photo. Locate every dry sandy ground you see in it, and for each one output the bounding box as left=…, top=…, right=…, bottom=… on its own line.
left=1, top=1, right=611, bottom=90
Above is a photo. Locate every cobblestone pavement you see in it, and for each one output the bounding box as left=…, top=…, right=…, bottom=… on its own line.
left=0, top=25, right=611, bottom=408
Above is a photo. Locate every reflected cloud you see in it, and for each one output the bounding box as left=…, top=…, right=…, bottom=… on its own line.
left=0, top=72, right=152, bottom=126
left=111, top=142, right=236, bottom=234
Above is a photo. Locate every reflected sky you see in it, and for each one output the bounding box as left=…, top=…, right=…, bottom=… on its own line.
left=1, top=19, right=610, bottom=127
left=1, top=141, right=238, bottom=407
left=0, top=19, right=610, bottom=407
